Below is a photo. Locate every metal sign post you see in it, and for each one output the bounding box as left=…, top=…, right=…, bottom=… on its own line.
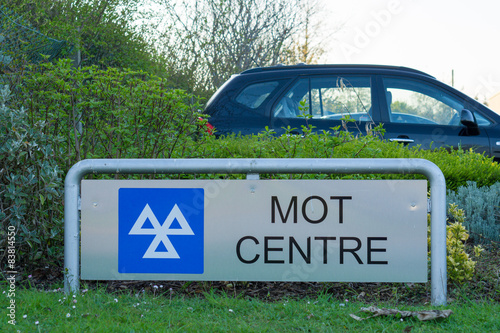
left=64, top=158, right=447, bottom=305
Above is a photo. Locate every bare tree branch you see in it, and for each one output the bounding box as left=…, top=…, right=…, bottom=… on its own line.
left=157, top=0, right=318, bottom=97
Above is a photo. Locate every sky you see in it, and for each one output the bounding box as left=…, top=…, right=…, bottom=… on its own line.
left=320, top=0, right=500, bottom=102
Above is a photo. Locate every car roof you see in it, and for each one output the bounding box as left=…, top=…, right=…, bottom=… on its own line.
left=240, top=64, right=435, bottom=79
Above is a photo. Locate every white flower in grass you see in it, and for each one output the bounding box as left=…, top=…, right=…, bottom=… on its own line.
left=114, top=298, right=118, bottom=303
left=23, top=315, right=27, bottom=319
left=66, top=313, right=71, bottom=318
left=35, top=321, right=39, bottom=325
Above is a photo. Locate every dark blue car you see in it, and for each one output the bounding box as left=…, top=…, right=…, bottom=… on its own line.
left=205, top=64, right=500, bottom=161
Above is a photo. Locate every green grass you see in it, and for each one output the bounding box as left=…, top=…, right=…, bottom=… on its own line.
left=3, top=286, right=499, bottom=332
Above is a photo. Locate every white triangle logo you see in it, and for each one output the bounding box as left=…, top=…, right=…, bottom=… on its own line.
left=129, top=204, right=194, bottom=259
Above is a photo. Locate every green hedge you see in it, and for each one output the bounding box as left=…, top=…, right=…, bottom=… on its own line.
left=197, top=131, right=500, bottom=191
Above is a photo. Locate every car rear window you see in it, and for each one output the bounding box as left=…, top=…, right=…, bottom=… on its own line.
left=235, top=81, right=280, bottom=109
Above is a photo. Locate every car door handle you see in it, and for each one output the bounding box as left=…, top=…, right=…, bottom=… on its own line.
left=389, top=138, right=415, bottom=144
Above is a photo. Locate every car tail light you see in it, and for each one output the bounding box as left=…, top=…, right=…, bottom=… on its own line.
left=198, top=117, right=215, bottom=135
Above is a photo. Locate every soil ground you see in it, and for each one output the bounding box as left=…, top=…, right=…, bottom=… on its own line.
left=24, top=247, right=500, bottom=304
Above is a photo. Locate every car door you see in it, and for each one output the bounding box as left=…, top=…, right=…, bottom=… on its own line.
left=379, top=76, right=491, bottom=156
left=270, top=75, right=381, bottom=136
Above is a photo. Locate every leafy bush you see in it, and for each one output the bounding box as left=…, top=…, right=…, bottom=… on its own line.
left=427, top=204, right=483, bottom=284
left=12, top=59, right=207, bottom=170
left=447, top=181, right=500, bottom=246
left=445, top=204, right=483, bottom=283
left=1, top=60, right=210, bottom=269
left=0, top=85, right=64, bottom=268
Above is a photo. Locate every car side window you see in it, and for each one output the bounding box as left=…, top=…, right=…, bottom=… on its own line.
left=274, top=76, right=372, bottom=120
left=473, top=112, right=492, bottom=126
left=273, top=79, right=309, bottom=117
left=383, top=77, right=465, bottom=126
left=235, top=81, right=280, bottom=109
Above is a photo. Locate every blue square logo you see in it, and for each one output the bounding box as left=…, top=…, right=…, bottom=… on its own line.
left=118, top=188, right=204, bottom=274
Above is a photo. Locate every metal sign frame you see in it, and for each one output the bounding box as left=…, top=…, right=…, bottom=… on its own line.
left=64, top=158, right=447, bottom=305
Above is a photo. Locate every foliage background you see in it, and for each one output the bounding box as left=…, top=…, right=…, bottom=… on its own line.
left=0, top=0, right=498, bottom=287
left=5, top=0, right=162, bottom=73
left=5, top=0, right=326, bottom=99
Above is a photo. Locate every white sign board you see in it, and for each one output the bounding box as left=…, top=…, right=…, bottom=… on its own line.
left=81, top=179, right=427, bottom=282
